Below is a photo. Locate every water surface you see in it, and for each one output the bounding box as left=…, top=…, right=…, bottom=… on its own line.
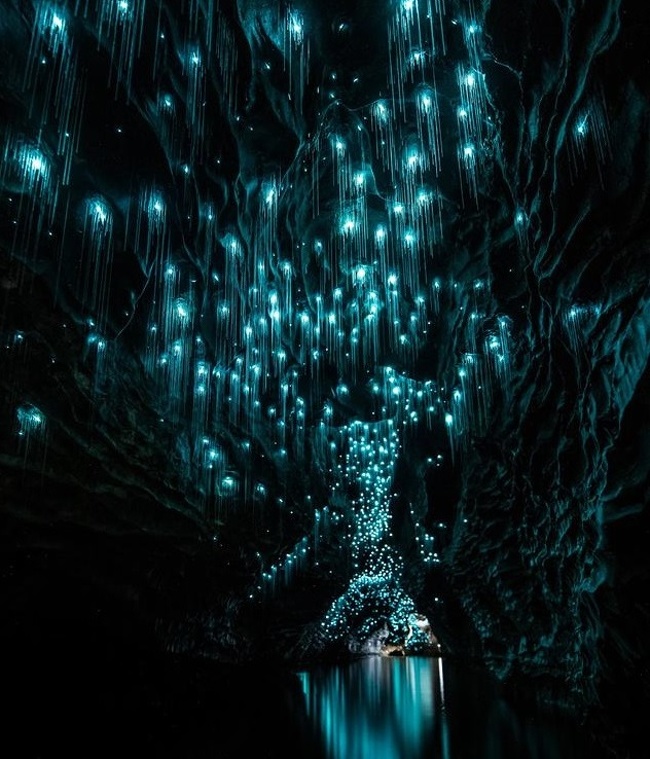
left=298, top=656, right=596, bottom=759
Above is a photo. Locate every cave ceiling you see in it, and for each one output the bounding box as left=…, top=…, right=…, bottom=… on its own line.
left=1, top=0, right=649, bottom=712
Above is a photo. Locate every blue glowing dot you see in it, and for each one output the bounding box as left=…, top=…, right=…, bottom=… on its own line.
left=374, top=101, right=389, bottom=121
left=175, top=300, right=189, bottom=320
left=341, top=218, right=356, bottom=234
left=407, top=151, right=420, bottom=169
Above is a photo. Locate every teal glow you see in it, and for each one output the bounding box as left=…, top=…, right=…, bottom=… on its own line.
left=298, top=658, right=591, bottom=759
left=299, top=657, right=438, bottom=759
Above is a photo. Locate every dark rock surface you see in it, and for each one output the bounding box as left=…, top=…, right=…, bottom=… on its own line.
left=1, top=1, right=648, bottom=756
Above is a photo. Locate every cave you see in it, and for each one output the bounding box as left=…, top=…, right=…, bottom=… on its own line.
left=1, top=1, right=648, bottom=757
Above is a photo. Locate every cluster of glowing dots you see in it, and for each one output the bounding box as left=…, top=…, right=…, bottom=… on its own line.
left=253, top=536, right=311, bottom=598
left=87, top=197, right=111, bottom=228
left=321, top=570, right=421, bottom=643
left=410, top=498, right=442, bottom=566
left=564, top=303, right=602, bottom=350
left=317, top=414, right=422, bottom=642
left=2, top=0, right=552, bottom=643
left=16, top=144, right=51, bottom=195
left=16, top=405, right=46, bottom=437
left=36, top=4, right=69, bottom=57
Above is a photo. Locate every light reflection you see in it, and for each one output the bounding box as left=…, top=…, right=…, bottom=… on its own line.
left=299, top=657, right=436, bottom=759
left=298, top=657, right=591, bottom=759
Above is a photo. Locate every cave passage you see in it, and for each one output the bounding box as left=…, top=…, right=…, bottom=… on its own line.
left=0, top=2, right=648, bottom=758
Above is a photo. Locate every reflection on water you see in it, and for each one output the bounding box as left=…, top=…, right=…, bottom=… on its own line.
left=298, top=656, right=440, bottom=759
left=297, top=657, right=593, bottom=759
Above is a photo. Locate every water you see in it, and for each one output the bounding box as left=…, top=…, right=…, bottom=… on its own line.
left=297, top=656, right=598, bottom=759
